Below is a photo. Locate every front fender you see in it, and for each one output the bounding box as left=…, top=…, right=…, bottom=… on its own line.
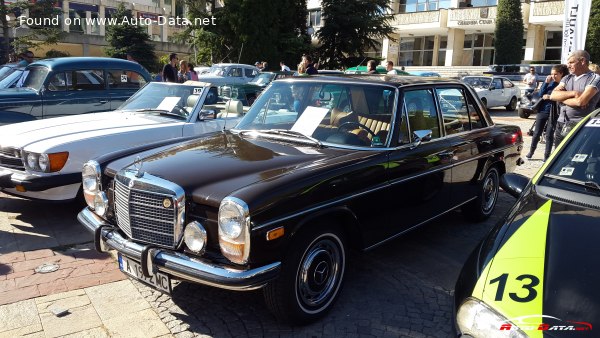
left=0, top=111, right=37, bottom=126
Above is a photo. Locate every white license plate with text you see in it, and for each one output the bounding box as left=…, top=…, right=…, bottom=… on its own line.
left=118, top=254, right=171, bottom=293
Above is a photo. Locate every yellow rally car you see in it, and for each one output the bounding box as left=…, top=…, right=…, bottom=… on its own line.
left=454, top=111, right=600, bottom=337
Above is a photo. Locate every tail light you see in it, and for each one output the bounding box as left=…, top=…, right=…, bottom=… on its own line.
left=507, top=130, right=522, bottom=144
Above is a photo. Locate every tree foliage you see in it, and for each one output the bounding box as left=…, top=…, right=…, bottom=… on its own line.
left=494, top=0, right=524, bottom=64
left=105, top=3, right=157, bottom=71
left=316, top=0, right=394, bottom=69
left=180, top=0, right=308, bottom=68
left=587, top=0, right=600, bottom=64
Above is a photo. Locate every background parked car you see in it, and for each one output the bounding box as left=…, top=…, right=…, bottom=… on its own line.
left=0, top=81, right=243, bottom=202
left=0, top=57, right=152, bottom=125
left=461, top=76, right=520, bottom=111
left=218, top=71, right=294, bottom=105
left=0, top=63, right=25, bottom=89
left=455, top=111, right=600, bottom=338
left=408, top=71, right=441, bottom=77
left=197, top=63, right=260, bottom=104
left=345, top=65, right=410, bottom=75
left=79, top=75, right=523, bottom=325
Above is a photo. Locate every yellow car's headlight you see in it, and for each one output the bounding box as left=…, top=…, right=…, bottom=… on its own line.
left=457, top=298, right=527, bottom=338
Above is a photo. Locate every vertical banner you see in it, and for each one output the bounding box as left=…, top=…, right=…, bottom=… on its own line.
left=562, top=0, right=592, bottom=63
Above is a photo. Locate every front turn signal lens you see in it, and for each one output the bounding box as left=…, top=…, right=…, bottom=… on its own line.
left=47, top=152, right=69, bottom=172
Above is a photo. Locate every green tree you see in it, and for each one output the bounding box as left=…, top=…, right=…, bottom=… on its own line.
left=587, top=0, right=600, bottom=63
left=180, top=0, right=308, bottom=68
left=494, top=0, right=524, bottom=64
left=105, top=3, right=157, bottom=71
left=316, top=0, right=394, bottom=69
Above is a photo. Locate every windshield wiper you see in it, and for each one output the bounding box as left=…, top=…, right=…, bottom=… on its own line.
left=240, top=129, right=323, bottom=148
left=544, top=173, right=600, bottom=192
left=133, top=107, right=188, bottom=119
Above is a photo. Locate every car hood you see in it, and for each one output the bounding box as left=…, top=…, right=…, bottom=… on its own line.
left=0, top=111, right=184, bottom=153
left=111, top=132, right=349, bottom=206
left=471, top=191, right=600, bottom=336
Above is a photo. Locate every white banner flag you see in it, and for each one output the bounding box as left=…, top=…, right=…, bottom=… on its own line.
left=562, top=0, right=592, bottom=63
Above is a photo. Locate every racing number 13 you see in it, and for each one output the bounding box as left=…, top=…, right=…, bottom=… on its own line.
left=489, top=273, right=540, bottom=302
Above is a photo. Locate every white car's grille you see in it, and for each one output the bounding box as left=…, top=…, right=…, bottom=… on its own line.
left=0, top=147, right=24, bottom=171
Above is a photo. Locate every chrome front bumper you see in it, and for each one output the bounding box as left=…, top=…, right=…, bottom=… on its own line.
left=78, top=207, right=281, bottom=291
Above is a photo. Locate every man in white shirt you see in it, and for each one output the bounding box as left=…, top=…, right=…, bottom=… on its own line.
left=523, top=66, right=538, bottom=94
left=386, top=61, right=399, bottom=75
left=280, top=61, right=291, bottom=72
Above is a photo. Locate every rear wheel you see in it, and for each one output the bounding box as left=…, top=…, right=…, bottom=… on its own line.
left=518, top=109, right=530, bottom=119
left=505, top=97, right=517, bottom=111
left=264, top=226, right=346, bottom=324
left=462, top=167, right=500, bottom=221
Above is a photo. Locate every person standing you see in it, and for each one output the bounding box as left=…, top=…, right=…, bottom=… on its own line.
left=162, top=53, right=179, bottom=83
left=178, top=60, right=189, bottom=82
left=523, top=66, right=538, bottom=94
left=386, top=61, right=399, bottom=75
left=18, top=50, right=34, bottom=67
left=366, top=60, right=377, bottom=74
left=280, top=61, right=290, bottom=72
left=525, top=64, right=568, bottom=162
left=550, top=50, right=600, bottom=146
left=303, top=55, right=318, bottom=75
left=187, top=63, right=199, bottom=81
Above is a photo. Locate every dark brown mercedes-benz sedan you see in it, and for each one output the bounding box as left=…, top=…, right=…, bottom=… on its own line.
left=78, top=75, right=524, bottom=324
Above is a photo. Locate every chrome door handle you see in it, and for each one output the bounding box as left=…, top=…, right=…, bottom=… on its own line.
left=99, top=100, right=108, bottom=104
left=479, top=139, right=493, bottom=145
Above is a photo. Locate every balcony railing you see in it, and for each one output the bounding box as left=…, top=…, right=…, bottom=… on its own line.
left=448, top=6, right=497, bottom=21
left=392, top=11, right=440, bottom=25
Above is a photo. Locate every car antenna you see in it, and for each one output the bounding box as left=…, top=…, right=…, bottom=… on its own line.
left=357, top=56, right=367, bottom=68
left=222, top=100, right=229, bottom=132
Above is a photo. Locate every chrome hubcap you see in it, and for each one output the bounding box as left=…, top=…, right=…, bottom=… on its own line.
left=482, top=171, right=498, bottom=213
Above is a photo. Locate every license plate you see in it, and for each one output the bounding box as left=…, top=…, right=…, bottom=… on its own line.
left=118, top=253, right=171, bottom=293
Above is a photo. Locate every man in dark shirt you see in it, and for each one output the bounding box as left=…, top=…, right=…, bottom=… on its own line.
left=162, top=53, right=179, bottom=83
left=303, top=55, right=318, bottom=75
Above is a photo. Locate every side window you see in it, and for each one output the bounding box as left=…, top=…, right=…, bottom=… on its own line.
left=503, top=80, right=514, bottom=88
left=66, top=70, right=105, bottom=91
left=245, top=68, right=256, bottom=78
left=230, top=68, right=242, bottom=77
left=404, top=89, right=440, bottom=140
left=107, top=69, right=146, bottom=89
left=492, top=78, right=502, bottom=90
left=437, top=87, right=469, bottom=135
left=47, top=72, right=67, bottom=91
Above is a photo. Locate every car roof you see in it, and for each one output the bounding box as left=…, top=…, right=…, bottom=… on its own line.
left=276, top=74, right=463, bottom=87
left=213, top=63, right=257, bottom=68
left=27, top=57, right=149, bottom=73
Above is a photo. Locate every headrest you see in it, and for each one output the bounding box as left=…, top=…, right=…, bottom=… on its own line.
left=225, top=99, right=243, bottom=116
left=186, top=94, right=200, bottom=108
left=330, top=108, right=356, bottom=126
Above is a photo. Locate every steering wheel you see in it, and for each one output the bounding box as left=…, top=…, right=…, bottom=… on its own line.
left=337, top=121, right=377, bottom=139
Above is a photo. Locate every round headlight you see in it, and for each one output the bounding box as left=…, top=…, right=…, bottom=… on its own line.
left=26, top=153, right=38, bottom=169
left=218, top=201, right=245, bottom=239
left=184, top=221, right=207, bottom=254
left=93, top=192, right=109, bottom=217
left=82, top=161, right=101, bottom=209
left=38, top=154, right=49, bottom=172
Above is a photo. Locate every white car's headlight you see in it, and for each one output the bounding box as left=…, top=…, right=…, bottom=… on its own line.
left=218, top=197, right=250, bottom=264
left=457, top=298, right=527, bottom=338
left=82, top=161, right=102, bottom=210
left=23, top=151, right=68, bottom=172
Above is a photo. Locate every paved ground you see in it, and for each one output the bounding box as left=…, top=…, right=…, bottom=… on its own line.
left=0, top=109, right=544, bottom=338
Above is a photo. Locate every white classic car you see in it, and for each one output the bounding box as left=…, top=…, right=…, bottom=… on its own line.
left=0, top=81, right=244, bottom=202
left=461, top=76, right=520, bottom=111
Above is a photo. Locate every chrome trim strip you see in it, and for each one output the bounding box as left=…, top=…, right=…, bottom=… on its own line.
left=78, top=208, right=280, bottom=291
left=364, top=196, right=477, bottom=251
left=254, top=143, right=516, bottom=232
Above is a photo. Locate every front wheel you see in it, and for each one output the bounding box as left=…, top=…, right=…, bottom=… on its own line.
left=462, top=167, right=500, bottom=221
left=506, top=97, right=517, bottom=111
left=264, top=227, right=346, bottom=324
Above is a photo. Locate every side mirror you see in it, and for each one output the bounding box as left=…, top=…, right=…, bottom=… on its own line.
left=500, top=173, right=530, bottom=198
left=199, top=109, right=216, bottom=121
left=410, top=129, right=432, bottom=149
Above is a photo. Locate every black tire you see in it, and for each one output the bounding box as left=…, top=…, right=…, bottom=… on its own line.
left=505, top=97, right=517, bottom=111
left=205, top=87, right=218, bottom=105
left=480, top=97, right=487, bottom=108
left=264, top=227, right=346, bottom=325
left=462, top=167, right=500, bottom=221
left=518, top=109, right=530, bottom=119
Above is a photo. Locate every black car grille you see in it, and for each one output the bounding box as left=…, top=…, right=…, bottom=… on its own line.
left=114, top=179, right=177, bottom=248
left=0, top=147, right=25, bottom=171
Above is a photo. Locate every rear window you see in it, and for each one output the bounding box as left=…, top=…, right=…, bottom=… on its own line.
left=107, top=69, right=147, bottom=89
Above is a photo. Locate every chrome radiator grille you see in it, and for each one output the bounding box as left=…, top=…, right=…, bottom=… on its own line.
left=0, top=147, right=24, bottom=171
left=114, top=179, right=177, bottom=248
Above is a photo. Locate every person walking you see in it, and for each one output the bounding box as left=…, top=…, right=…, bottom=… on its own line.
left=523, top=66, right=538, bottom=95
left=550, top=50, right=600, bottom=146
left=162, top=53, right=179, bottom=83
left=525, top=64, right=568, bottom=162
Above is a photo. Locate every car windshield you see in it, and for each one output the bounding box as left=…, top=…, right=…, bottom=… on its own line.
left=118, top=82, right=204, bottom=119
left=234, top=81, right=396, bottom=148
left=0, top=69, right=23, bottom=88
left=20, top=66, right=49, bottom=90
left=208, top=66, right=226, bottom=76
left=542, top=118, right=600, bottom=195
left=0, top=65, right=17, bottom=80
left=249, top=73, right=275, bottom=86
left=463, top=77, right=491, bottom=88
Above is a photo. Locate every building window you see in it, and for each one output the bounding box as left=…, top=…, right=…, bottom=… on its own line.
left=470, top=0, right=497, bottom=6
left=463, top=33, right=494, bottom=66
left=399, top=35, right=438, bottom=66
left=68, top=9, right=85, bottom=33
left=308, top=9, right=321, bottom=27
left=545, top=30, right=562, bottom=62
left=399, top=0, right=451, bottom=13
